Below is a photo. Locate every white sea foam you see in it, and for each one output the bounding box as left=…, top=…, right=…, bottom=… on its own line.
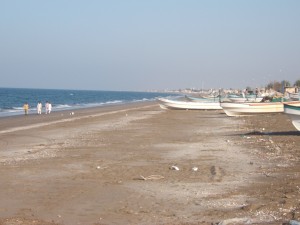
left=105, top=100, right=123, bottom=104
left=54, top=104, right=72, bottom=109
left=12, top=107, right=23, bottom=110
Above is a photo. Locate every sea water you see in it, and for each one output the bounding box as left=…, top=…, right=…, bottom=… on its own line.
left=0, top=88, right=176, bottom=117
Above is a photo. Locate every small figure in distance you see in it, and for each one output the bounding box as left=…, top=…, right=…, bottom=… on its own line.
left=48, top=102, right=52, bottom=114
left=37, top=101, right=42, bottom=115
left=45, top=101, right=49, bottom=114
left=23, top=102, right=29, bottom=115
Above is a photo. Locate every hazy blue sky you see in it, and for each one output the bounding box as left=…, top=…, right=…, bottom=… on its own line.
left=1, top=0, right=299, bottom=91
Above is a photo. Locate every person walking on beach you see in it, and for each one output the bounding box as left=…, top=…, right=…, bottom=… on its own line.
left=45, top=101, right=49, bottom=114
left=242, top=88, right=248, bottom=98
left=23, top=102, right=29, bottom=115
left=37, top=101, right=42, bottom=114
left=48, top=102, right=52, bottom=114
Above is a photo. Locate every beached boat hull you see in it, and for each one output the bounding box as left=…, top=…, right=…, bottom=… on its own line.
left=228, top=97, right=263, bottom=103
left=222, top=101, right=300, bottom=117
left=221, top=102, right=285, bottom=117
left=185, top=96, right=220, bottom=102
left=284, top=102, right=300, bottom=131
left=157, top=98, right=222, bottom=110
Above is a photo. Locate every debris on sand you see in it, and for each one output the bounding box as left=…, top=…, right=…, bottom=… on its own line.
left=170, top=165, right=180, bottom=171
left=289, top=220, right=300, bottom=225
left=218, top=217, right=250, bottom=225
left=138, top=175, right=164, bottom=180
left=192, top=166, right=198, bottom=171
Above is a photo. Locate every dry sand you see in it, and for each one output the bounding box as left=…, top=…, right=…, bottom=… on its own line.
left=0, top=102, right=299, bottom=225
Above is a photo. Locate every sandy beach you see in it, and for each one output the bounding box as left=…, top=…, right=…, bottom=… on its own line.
left=0, top=102, right=300, bottom=225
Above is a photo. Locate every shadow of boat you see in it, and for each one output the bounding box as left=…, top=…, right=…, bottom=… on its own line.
left=241, top=130, right=299, bottom=136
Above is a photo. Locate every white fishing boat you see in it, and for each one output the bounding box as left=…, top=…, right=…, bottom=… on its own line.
left=157, top=98, right=222, bottom=110
left=284, top=101, right=300, bottom=131
left=185, top=95, right=220, bottom=102
left=221, top=102, right=285, bottom=117
left=227, top=95, right=263, bottom=103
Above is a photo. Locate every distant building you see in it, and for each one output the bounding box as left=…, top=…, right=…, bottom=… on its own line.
left=284, top=86, right=299, bottom=94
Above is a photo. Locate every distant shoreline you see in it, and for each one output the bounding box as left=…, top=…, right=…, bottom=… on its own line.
left=0, top=101, right=156, bottom=132
left=0, top=88, right=177, bottom=118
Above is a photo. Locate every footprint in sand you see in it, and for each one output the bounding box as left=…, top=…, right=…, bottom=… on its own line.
left=210, top=165, right=225, bottom=182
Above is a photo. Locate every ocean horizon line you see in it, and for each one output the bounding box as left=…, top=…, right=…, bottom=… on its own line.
left=0, top=86, right=168, bottom=93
